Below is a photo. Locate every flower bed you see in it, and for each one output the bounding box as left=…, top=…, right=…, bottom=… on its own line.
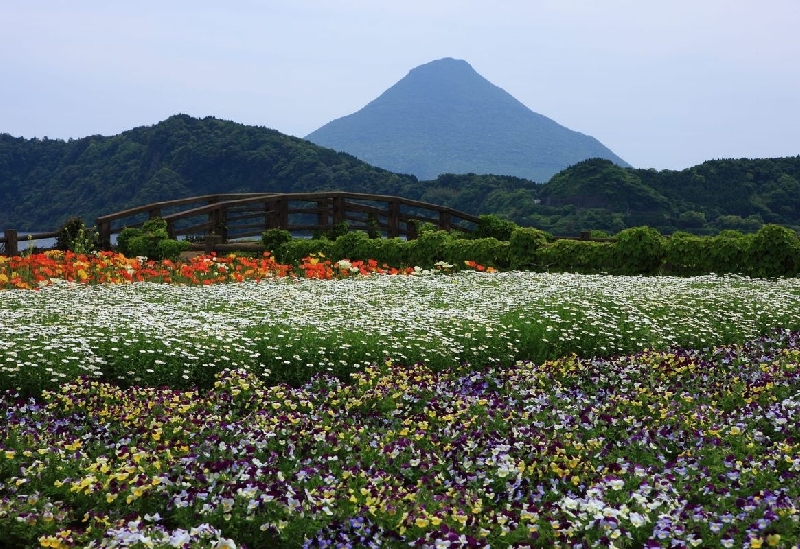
left=2, top=332, right=799, bottom=548
left=2, top=270, right=800, bottom=398
left=1, top=253, right=800, bottom=547
left=0, top=251, right=465, bottom=290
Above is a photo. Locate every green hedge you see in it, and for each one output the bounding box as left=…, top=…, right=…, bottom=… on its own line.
left=538, top=240, right=614, bottom=274
left=664, top=232, right=712, bottom=276
left=265, top=224, right=800, bottom=278
left=509, top=227, right=550, bottom=269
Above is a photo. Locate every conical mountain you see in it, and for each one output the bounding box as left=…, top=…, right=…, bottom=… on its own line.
left=305, top=57, right=629, bottom=182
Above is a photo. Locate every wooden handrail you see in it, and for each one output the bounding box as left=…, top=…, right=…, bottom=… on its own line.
left=0, top=230, right=58, bottom=256
left=94, top=191, right=483, bottom=248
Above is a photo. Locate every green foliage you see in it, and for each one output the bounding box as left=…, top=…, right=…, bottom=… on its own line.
left=315, top=221, right=350, bottom=241
left=443, top=238, right=510, bottom=269
left=329, top=231, right=373, bottom=262
left=676, top=210, right=707, bottom=229
left=366, top=215, right=381, bottom=239
left=406, top=230, right=453, bottom=267
left=273, top=238, right=331, bottom=264
left=613, top=226, right=665, bottom=275
left=157, top=239, right=190, bottom=262
left=714, top=214, right=763, bottom=232
left=115, top=218, right=188, bottom=261
left=116, top=227, right=143, bottom=256
left=542, top=159, right=672, bottom=217
left=258, top=222, right=800, bottom=278
left=747, top=224, right=800, bottom=278
left=664, top=232, right=711, bottom=276
left=509, top=227, right=550, bottom=269
left=289, top=229, right=509, bottom=270
left=538, top=240, right=614, bottom=274
left=261, top=228, right=293, bottom=252
left=142, top=217, right=170, bottom=239
left=473, top=214, right=518, bottom=241
left=55, top=216, right=98, bottom=254
left=361, top=237, right=412, bottom=267
left=704, top=231, right=751, bottom=274
left=414, top=221, right=440, bottom=235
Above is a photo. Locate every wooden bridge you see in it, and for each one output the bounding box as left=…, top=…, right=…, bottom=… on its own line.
left=93, top=192, right=481, bottom=248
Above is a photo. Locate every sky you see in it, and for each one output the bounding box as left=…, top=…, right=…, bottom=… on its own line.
left=1, top=0, right=799, bottom=172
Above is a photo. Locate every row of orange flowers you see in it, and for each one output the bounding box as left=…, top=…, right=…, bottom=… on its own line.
left=0, top=251, right=494, bottom=290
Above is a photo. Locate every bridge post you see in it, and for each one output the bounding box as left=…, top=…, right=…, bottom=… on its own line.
left=97, top=220, right=112, bottom=250
left=439, top=211, right=451, bottom=231
left=316, top=199, right=329, bottom=229
left=219, top=208, right=228, bottom=241
left=387, top=199, right=400, bottom=238
left=166, top=219, right=176, bottom=240
left=278, top=199, right=289, bottom=229
left=407, top=220, right=418, bottom=240
left=332, top=196, right=345, bottom=226
left=265, top=199, right=279, bottom=229
left=148, top=207, right=162, bottom=219
left=2, top=229, right=18, bottom=256
left=208, top=207, right=228, bottom=241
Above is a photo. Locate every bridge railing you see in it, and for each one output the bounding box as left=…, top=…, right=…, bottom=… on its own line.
left=94, top=192, right=482, bottom=247
left=0, top=229, right=59, bottom=256
left=94, top=193, right=268, bottom=248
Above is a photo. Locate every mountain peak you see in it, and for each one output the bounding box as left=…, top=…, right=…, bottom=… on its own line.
left=408, top=57, right=475, bottom=73
left=306, top=59, right=628, bottom=182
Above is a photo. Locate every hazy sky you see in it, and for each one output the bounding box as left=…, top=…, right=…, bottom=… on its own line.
left=2, top=1, right=798, bottom=171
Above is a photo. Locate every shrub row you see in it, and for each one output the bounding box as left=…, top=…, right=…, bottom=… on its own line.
left=264, top=223, right=800, bottom=278
left=266, top=228, right=510, bottom=271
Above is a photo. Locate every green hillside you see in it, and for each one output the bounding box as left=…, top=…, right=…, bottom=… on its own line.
left=524, top=157, right=800, bottom=235
left=1, top=114, right=799, bottom=236
left=0, top=114, right=415, bottom=230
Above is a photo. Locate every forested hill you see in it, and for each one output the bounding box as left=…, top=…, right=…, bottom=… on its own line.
left=531, top=158, right=800, bottom=235
left=0, top=114, right=418, bottom=230
left=1, top=114, right=799, bottom=235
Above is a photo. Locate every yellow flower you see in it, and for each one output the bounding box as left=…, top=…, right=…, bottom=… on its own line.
left=750, top=537, right=763, bottom=548
left=64, top=440, right=82, bottom=451
left=39, top=536, right=62, bottom=548
left=415, top=517, right=429, bottom=528
left=766, top=534, right=781, bottom=547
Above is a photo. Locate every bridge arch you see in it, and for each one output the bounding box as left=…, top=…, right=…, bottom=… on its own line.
left=96, top=192, right=480, bottom=247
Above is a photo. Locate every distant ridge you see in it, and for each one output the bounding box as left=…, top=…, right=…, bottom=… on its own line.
left=5, top=113, right=796, bottom=236
left=305, top=57, right=629, bottom=182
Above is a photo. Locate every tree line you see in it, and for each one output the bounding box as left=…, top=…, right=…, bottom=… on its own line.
left=1, top=114, right=798, bottom=235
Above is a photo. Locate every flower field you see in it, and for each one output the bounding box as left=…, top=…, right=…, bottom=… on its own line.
left=1, top=253, right=800, bottom=547
left=0, top=251, right=431, bottom=290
